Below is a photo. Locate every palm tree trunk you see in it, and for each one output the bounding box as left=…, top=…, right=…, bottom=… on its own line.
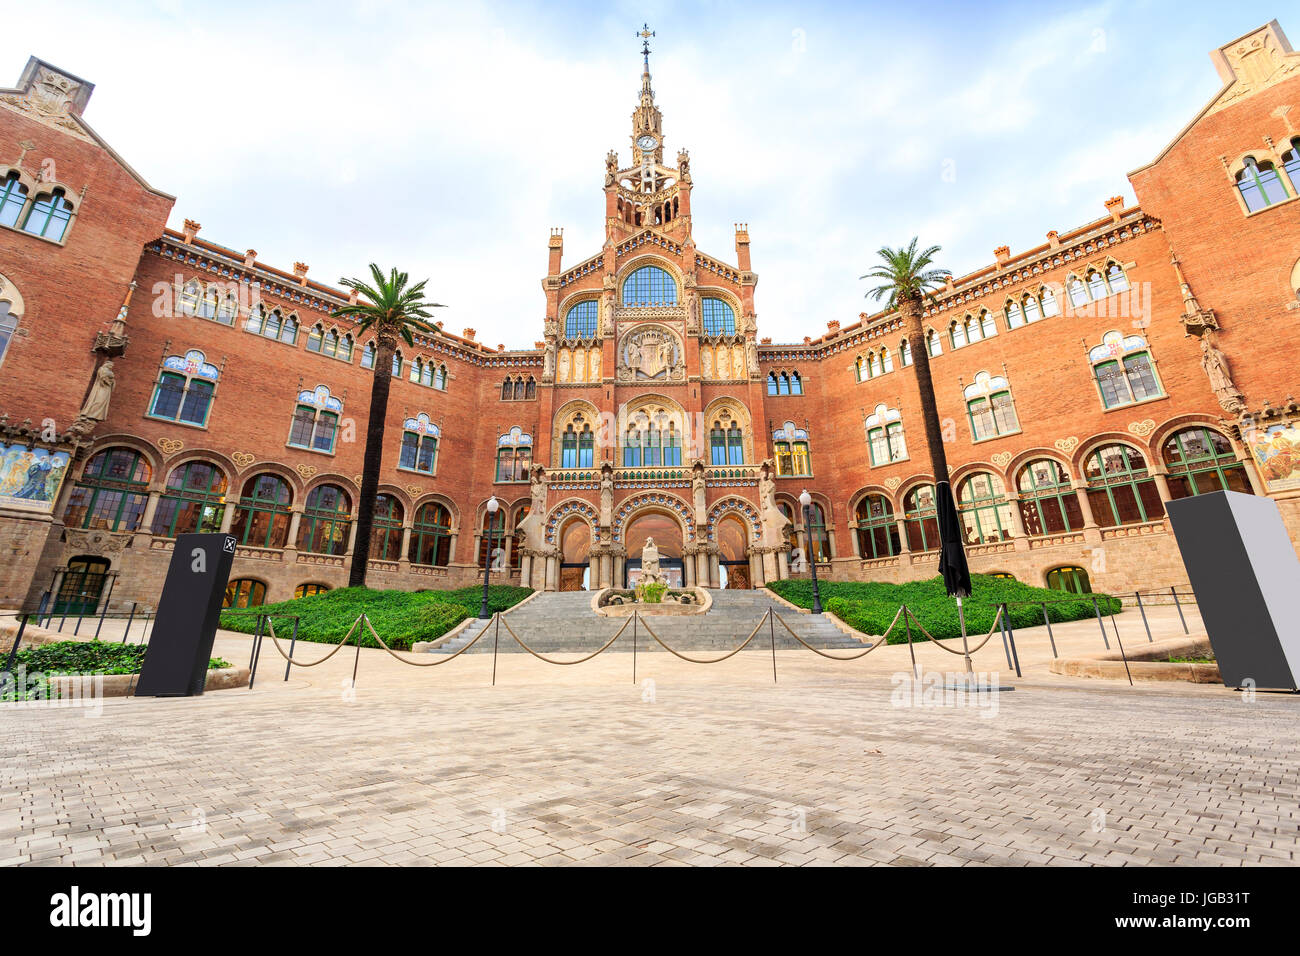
left=348, top=341, right=396, bottom=587
left=900, top=297, right=952, bottom=484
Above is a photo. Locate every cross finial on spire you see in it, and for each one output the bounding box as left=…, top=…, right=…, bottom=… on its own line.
left=638, top=22, right=655, bottom=65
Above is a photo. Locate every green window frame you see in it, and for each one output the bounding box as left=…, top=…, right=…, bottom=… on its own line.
left=0, top=172, right=28, bottom=228
left=855, top=494, right=899, bottom=559
left=957, top=473, right=1012, bottom=544
left=1236, top=157, right=1289, bottom=212
left=22, top=188, right=73, bottom=241
left=231, top=473, right=293, bottom=549
left=1084, top=443, right=1165, bottom=527
left=399, top=431, right=437, bottom=474
left=1162, top=426, right=1252, bottom=498
left=62, top=448, right=152, bottom=533
left=152, top=461, right=227, bottom=538
left=1016, top=458, right=1082, bottom=536
left=1046, top=566, right=1091, bottom=594
left=622, top=265, right=677, bottom=306
left=299, top=484, right=351, bottom=555
left=370, top=495, right=405, bottom=561
left=409, top=502, right=452, bottom=566
left=903, top=484, right=938, bottom=552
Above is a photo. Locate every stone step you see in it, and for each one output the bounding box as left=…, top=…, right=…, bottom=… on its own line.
left=431, top=589, right=865, bottom=654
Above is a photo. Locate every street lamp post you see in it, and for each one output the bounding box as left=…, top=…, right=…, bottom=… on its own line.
left=799, top=488, right=823, bottom=615
left=479, top=496, right=499, bottom=619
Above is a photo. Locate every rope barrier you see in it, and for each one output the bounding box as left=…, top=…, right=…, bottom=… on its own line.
left=263, top=615, right=361, bottom=667
left=498, top=614, right=633, bottom=665
left=903, top=605, right=1003, bottom=656
left=635, top=611, right=767, bottom=664
left=770, top=606, right=898, bottom=660
left=359, top=614, right=494, bottom=666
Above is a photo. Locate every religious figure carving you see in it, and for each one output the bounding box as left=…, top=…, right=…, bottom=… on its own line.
left=701, top=348, right=713, bottom=379
left=542, top=342, right=556, bottom=382
left=79, top=361, right=115, bottom=422
left=691, top=462, right=707, bottom=526
left=686, top=291, right=701, bottom=333
left=618, top=326, right=682, bottom=381
left=1200, top=332, right=1246, bottom=414
left=758, top=460, right=790, bottom=550
left=599, top=464, right=614, bottom=528
left=677, top=149, right=691, bottom=182
left=605, top=150, right=619, bottom=187
left=746, top=341, right=760, bottom=377
left=640, top=536, right=667, bottom=586
left=516, top=467, right=548, bottom=551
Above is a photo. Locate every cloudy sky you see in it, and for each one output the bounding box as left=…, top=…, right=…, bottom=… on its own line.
left=4, top=0, right=1286, bottom=346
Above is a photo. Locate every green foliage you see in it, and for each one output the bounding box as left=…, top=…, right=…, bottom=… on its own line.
left=860, top=238, right=952, bottom=309
left=636, top=581, right=668, bottom=603
left=1, top=640, right=228, bottom=701
left=217, top=585, right=532, bottom=651
left=772, top=574, right=1120, bottom=643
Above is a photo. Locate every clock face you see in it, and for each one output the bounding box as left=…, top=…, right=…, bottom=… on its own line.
left=636, top=135, right=658, bottom=150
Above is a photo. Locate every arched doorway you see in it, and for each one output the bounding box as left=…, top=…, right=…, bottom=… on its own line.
left=53, top=555, right=111, bottom=615
left=623, top=510, right=685, bottom=587
left=716, top=514, right=751, bottom=589
left=559, top=516, right=591, bottom=591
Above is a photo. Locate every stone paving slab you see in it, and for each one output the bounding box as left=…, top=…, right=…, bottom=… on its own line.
left=2, top=615, right=1298, bottom=866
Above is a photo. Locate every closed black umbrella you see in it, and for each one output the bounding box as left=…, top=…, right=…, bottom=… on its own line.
left=934, top=480, right=970, bottom=598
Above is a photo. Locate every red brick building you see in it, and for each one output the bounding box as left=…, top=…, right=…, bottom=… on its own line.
left=2, top=21, right=1299, bottom=613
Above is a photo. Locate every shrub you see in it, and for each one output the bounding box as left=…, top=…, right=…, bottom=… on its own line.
left=0, top=640, right=228, bottom=701
left=217, top=584, right=532, bottom=651
left=774, top=574, right=1119, bottom=643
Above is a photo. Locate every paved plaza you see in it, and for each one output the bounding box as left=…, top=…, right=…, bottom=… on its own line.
left=2, top=605, right=1298, bottom=867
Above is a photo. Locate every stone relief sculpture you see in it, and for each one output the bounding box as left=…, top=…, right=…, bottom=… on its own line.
left=746, top=341, right=760, bottom=377
left=618, top=326, right=684, bottom=382
left=640, top=537, right=667, bottom=586
left=542, top=342, right=556, bottom=382
left=691, top=462, right=707, bottom=526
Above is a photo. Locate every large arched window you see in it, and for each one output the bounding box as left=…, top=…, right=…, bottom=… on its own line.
left=622, top=265, right=677, bottom=306
left=707, top=420, right=744, bottom=466
left=804, top=502, right=831, bottom=563
left=903, top=484, right=938, bottom=552
left=63, top=448, right=152, bottom=532
left=232, top=474, right=293, bottom=549
left=701, top=297, right=736, bottom=335
left=22, top=188, right=73, bottom=241
left=398, top=416, right=439, bottom=474
left=152, top=461, right=227, bottom=538
left=623, top=414, right=682, bottom=467
left=1283, top=138, right=1300, bottom=191
left=361, top=341, right=376, bottom=369
left=0, top=172, right=29, bottom=228
left=224, top=579, right=267, bottom=609
left=964, top=373, right=1019, bottom=441
left=1084, top=443, right=1164, bottom=526
left=773, top=422, right=811, bottom=477
left=496, top=428, right=534, bottom=482
left=1046, top=566, right=1091, bottom=594
left=1236, top=157, right=1289, bottom=212
left=564, top=300, right=598, bottom=338
left=370, top=495, right=405, bottom=561
left=478, top=507, right=508, bottom=569
left=1089, top=332, right=1163, bottom=409
left=410, top=502, right=452, bottom=566
left=865, top=405, right=906, bottom=466
left=299, top=484, right=351, bottom=555
left=1016, top=458, right=1083, bottom=536
left=1162, top=426, right=1253, bottom=498
left=855, top=494, right=899, bottom=559
left=149, top=350, right=220, bottom=427
left=957, top=473, right=1014, bottom=544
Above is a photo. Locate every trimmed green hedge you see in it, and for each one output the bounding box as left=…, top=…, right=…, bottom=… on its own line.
left=1, top=640, right=228, bottom=701
left=769, top=574, right=1120, bottom=643
left=217, top=585, right=533, bottom=652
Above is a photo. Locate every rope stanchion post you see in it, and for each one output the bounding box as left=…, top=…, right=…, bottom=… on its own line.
left=1092, top=596, right=1111, bottom=650
left=492, top=614, right=500, bottom=687
left=248, top=614, right=266, bottom=690
left=1171, top=585, right=1189, bottom=634
left=768, top=608, right=777, bottom=684
left=92, top=573, right=116, bottom=640
left=998, top=602, right=1014, bottom=670
left=631, top=610, right=637, bottom=684
left=1135, top=591, right=1154, bottom=643
left=283, top=617, right=299, bottom=682
left=904, top=605, right=918, bottom=680
left=1001, top=604, right=1021, bottom=678
left=121, top=602, right=137, bottom=645
left=3, top=612, right=28, bottom=677
left=956, top=596, right=974, bottom=676
left=1041, top=602, right=1057, bottom=659
left=350, top=614, right=363, bottom=687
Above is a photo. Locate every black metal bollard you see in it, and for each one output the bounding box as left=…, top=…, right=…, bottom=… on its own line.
left=1041, top=602, right=1058, bottom=659
left=1171, top=585, right=1189, bottom=634
left=1135, top=591, right=1153, bottom=643
left=1092, top=596, right=1110, bottom=650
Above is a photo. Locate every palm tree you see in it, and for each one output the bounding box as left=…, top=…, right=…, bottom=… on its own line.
left=333, top=265, right=445, bottom=587
left=861, top=238, right=954, bottom=488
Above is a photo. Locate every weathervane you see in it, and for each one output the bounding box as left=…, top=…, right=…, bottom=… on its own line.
left=637, top=22, right=655, bottom=61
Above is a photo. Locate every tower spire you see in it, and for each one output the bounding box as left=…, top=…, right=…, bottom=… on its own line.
left=632, top=23, right=663, bottom=166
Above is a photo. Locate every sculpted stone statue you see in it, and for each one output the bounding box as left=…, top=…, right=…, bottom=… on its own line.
left=542, top=343, right=556, bottom=381
left=692, top=463, right=708, bottom=526
left=79, top=361, right=116, bottom=421
left=640, top=536, right=666, bottom=586
left=599, top=465, right=614, bottom=528
left=746, top=341, right=760, bottom=377
left=758, top=460, right=790, bottom=550
left=605, top=150, right=619, bottom=187
left=1200, top=333, right=1245, bottom=414
left=516, top=468, right=548, bottom=551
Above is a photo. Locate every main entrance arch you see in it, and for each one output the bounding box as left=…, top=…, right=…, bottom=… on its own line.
left=716, top=513, right=751, bottom=589
left=558, top=515, right=591, bottom=591
left=623, top=510, right=685, bottom=587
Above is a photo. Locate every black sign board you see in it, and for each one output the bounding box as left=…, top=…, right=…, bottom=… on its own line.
left=1167, top=490, right=1300, bottom=691
left=134, top=533, right=237, bottom=697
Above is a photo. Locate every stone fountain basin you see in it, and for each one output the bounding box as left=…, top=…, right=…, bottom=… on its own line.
left=591, top=587, right=713, bottom=617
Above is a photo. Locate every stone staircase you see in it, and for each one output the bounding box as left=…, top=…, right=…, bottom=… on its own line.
left=430, top=589, right=869, bottom=654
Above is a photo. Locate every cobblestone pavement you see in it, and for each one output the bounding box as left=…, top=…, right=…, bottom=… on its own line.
left=3, top=623, right=1298, bottom=866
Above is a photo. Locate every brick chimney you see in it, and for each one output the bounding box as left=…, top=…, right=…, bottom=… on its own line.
left=182, top=219, right=201, bottom=244
left=826, top=319, right=841, bottom=335
left=1104, top=196, right=1124, bottom=222
left=1047, top=230, right=1060, bottom=249
left=548, top=229, right=563, bottom=276
left=994, top=245, right=1010, bottom=265
left=243, top=249, right=257, bottom=268
left=463, top=328, right=476, bottom=341
left=734, top=224, right=751, bottom=271
left=293, top=262, right=309, bottom=286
